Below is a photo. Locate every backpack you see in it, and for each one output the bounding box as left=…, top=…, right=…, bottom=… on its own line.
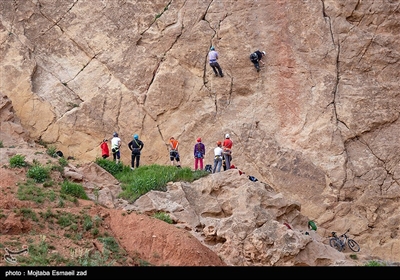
left=248, top=175, right=258, bottom=182
left=308, top=220, right=317, bottom=231
left=250, top=52, right=258, bottom=61
left=205, top=164, right=212, bottom=173
left=195, top=143, right=203, bottom=158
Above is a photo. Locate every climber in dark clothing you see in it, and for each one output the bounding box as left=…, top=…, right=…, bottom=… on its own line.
left=250, top=50, right=266, bottom=72
left=128, top=134, right=144, bottom=170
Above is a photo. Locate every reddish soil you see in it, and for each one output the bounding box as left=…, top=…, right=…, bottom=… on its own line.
left=0, top=167, right=226, bottom=267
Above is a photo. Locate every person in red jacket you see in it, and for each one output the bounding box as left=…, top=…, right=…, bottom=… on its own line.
left=100, top=139, right=110, bottom=159
left=223, top=133, right=233, bottom=170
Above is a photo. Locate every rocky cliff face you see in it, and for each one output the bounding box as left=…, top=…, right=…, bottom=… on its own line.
left=1, top=0, right=399, bottom=262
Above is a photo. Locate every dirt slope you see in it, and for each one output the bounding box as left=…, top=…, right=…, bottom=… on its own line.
left=0, top=166, right=226, bottom=267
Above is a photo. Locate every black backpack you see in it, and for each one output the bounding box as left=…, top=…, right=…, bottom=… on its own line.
left=205, top=164, right=212, bottom=173
left=248, top=175, right=258, bottom=182
left=250, top=52, right=258, bottom=61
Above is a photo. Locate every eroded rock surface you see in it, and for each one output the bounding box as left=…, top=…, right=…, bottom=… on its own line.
left=1, top=0, right=400, bottom=264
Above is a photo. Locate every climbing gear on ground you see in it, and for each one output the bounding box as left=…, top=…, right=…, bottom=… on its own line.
left=248, top=175, right=258, bottom=182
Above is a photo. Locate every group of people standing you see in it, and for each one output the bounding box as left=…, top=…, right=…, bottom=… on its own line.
left=100, top=132, right=144, bottom=169
left=192, top=134, right=233, bottom=173
left=208, top=46, right=266, bottom=76
left=100, top=132, right=234, bottom=174
left=97, top=47, right=261, bottom=170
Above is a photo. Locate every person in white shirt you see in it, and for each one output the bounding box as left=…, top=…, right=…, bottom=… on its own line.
left=111, top=132, right=122, bottom=164
left=208, top=46, right=224, bottom=77
left=213, top=141, right=224, bottom=173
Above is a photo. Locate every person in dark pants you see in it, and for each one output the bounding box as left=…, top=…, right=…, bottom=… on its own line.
left=208, top=46, right=224, bottom=77
left=213, top=141, right=223, bottom=173
left=128, top=134, right=144, bottom=170
left=111, top=132, right=122, bottom=164
left=250, top=50, right=266, bottom=72
left=169, top=136, right=181, bottom=168
left=222, top=133, right=233, bottom=170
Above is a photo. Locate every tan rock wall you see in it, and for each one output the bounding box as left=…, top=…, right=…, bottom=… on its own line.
left=1, top=0, right=399, bottom=262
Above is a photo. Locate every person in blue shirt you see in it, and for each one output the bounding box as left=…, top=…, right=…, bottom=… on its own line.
left=208, top=46, right=224, bottom=77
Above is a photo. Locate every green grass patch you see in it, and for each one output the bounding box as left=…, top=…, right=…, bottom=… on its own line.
left=95, top=159, right=209, bottom=202
left=83, top=215, right=93, bottom=231
left=16, top=240, right=66, bottom=266
left=153, top=212, right=173, bottom=224
left=46, top=145, right=58, bottom=158
left=364, top=260, right=385, bottom=266
left=17, top=179, right=48, bottom=204
left=57, top=212, right=78, bottom=228
left=60, top=181, right=89, bottom=200
left=95, top=158, right=123, bottom=175
left=69, top=249, right=115, bottom=266
left=40, top=208, right=57, bottom=222
left=27, top=164, right=50, bottom=183
left=98, top=162, right=209, bottom=202
left=9, top=154, right=27, bottom=168
left=17, top=208, right=39, bottom=222
left=17, top=180, right=73, bottom=205
left=58, top=157, right=68, bottom=167
left=97, top=236, right=120, bottom=253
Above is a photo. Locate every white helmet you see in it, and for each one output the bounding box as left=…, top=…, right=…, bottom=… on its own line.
left=262, top=51, right=266, bottom=55
left=225, top=133, right=230, bottom=139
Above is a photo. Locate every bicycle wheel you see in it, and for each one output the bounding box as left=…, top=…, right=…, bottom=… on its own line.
left=348, top=239, right=360, bottom=252
left=329, top=238, right=342, bottom=252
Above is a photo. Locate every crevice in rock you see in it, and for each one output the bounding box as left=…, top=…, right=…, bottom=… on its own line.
left=322, top=2, right=350, bottom=193
left=322, top=0, right=340, bottom=123
left=63, top=54, right=98, bottom=84
left=145, top=1, right=173, bottom=34
left=356, top=133, right=395, bottom=185
left=203, top=235, right=227, bottom=246
left=201, top=210, right=230, bottom=219
left=37, top=0, right=79, bottom=34
left=202, top=0, right=215, bottom=92
left=156, top=123, right=170, bottom=155
left=143, top=2, right=183, bottom=109
left=227, top=76, right=233, bottom=105
left=346, top=0, right=364, bottom=25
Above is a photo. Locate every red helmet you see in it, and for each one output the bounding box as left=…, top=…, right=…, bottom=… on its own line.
left=197, top=137, right=201, bottom=142
left=216, top=141, right=222, bottom=145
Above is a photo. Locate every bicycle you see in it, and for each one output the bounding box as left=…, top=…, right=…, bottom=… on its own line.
left=329, top=229, right=360, bottom=252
